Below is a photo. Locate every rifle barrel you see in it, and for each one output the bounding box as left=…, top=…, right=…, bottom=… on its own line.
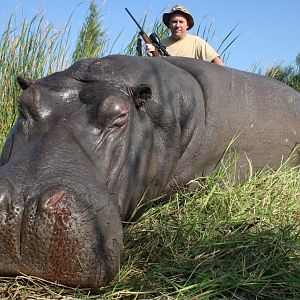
left=125, top=7, right=161, bottom=57
left=125, top=8, right=144, bottom=33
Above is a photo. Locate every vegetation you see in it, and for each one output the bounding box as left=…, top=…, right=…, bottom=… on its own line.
left=0, top=2, right=300, bottom=299
left=0, top=12, right=71, bottom=145
left=72, top=1, right=108, bottom=63
left=264, top=52, right=300, bottom=92
left=1, top=157, right=300, bottom=299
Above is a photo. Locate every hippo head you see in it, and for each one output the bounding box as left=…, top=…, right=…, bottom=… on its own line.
left=0, top=55, right=187, bottom=287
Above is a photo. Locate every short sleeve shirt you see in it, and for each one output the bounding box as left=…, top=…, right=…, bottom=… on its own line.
left=162, top=34, right=219, bottom=62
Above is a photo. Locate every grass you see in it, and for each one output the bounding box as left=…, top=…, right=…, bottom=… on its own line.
left=253, top=53, right=300, bottom=92
left=265, top=63, right=300, bottom=93
left=0, top=11, right=71, bottom=146
left=0, top=157, right=300, bottom=299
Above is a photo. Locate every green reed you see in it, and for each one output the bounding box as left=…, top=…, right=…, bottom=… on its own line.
left=0, top=12, right=71, bottom=145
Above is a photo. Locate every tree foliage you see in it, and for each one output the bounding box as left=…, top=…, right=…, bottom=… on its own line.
left=265, top=52, right=300, bottom=92
left=72, top=1, right=107, bottom=63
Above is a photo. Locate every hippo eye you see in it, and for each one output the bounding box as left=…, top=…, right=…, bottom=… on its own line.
left=111, top=111, right=128, bottom=128
left=98, top=96, right=129, bottom=128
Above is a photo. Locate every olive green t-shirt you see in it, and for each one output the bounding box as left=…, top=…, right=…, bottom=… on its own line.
left=162, top=34, right=219, bottom=62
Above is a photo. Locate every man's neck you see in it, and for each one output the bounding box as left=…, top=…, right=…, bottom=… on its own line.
left=171, top=33, right=188, bottom=41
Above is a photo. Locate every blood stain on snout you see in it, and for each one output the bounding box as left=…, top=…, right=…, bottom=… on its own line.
left=42, top=191, right=81, bottom=278
left=44, top=191, right=70, bottom=225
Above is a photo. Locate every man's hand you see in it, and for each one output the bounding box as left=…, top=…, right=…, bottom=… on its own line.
left=145, top=43, right=156, bottom=57
left=212, top=56, right=224, bottom=66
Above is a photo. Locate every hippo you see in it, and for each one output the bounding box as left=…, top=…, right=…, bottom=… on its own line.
left=0, top=55, right=299, bottom=288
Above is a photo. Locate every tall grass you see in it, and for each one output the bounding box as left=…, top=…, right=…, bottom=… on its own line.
left=264, top=56, right=300, bottom=92
left=72, top=1, right=108, bottom=63
left=108, top=158, right=300, bottom=299
left=0, top=12, right=71, bottom=145
left=253, top=52, right=300, bottom=92
left=196, top=15, right=239, bottom=64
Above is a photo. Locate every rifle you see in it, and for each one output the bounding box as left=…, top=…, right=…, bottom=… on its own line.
left=149, top=33, right=170, bottom=57
left=125, top=8, right=170, bottom=57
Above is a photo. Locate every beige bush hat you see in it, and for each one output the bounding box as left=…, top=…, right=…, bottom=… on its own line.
left=162, top=4, right=194, bottom=30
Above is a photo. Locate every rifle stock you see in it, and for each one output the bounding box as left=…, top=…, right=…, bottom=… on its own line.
left=125, top=8, right=160, bottom=57
left=139, top=32, right=159, bottom=57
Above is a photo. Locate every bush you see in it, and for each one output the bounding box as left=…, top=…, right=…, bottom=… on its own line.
left=265, top=52, right=300, bottom=92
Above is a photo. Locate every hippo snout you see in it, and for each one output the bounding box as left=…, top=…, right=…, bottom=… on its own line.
left=0, top=182, right=123, bottom=287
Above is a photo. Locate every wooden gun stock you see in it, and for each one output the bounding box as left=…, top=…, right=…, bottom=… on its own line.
left=139, top=32, right=160, bottom=57
left=125, top=8, right=160, bottom=57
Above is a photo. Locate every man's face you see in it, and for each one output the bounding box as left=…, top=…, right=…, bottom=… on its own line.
left=169, top=13, right=189, bottom=40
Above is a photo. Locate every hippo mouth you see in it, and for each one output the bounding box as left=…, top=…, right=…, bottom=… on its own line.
left=0, top=180, right=123, bottom=288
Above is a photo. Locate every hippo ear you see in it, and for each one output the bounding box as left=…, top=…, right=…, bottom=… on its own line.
left=17, top=76, right=35, bottom=90
left=131, top=84, right=152, bottom=108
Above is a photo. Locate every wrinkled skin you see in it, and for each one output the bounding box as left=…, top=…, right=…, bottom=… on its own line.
left=0, top=55, right=300, bottom=288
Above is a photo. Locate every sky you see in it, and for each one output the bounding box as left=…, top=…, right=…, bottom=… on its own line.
left=1, top=0, right=299, bottom=72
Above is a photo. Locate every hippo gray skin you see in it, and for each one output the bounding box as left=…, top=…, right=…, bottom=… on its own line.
left=0, top=55, right=300, bottom=288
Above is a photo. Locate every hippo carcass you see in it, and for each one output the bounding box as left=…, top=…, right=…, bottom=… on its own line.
left=0, top=55, right=299, bottom=288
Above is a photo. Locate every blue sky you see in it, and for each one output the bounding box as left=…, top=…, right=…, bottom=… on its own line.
left=1, top=0, right=299, bottom=71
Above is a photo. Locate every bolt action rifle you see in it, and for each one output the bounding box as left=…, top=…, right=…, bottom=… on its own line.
left=125, top=8, right=170, bottom=57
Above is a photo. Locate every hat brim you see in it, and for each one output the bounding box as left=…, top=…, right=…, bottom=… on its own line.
left=163, top=11, right=194, bottom=30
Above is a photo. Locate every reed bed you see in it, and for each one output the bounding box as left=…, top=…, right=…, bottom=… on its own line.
left=0, top=12, right=71, bottom=146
